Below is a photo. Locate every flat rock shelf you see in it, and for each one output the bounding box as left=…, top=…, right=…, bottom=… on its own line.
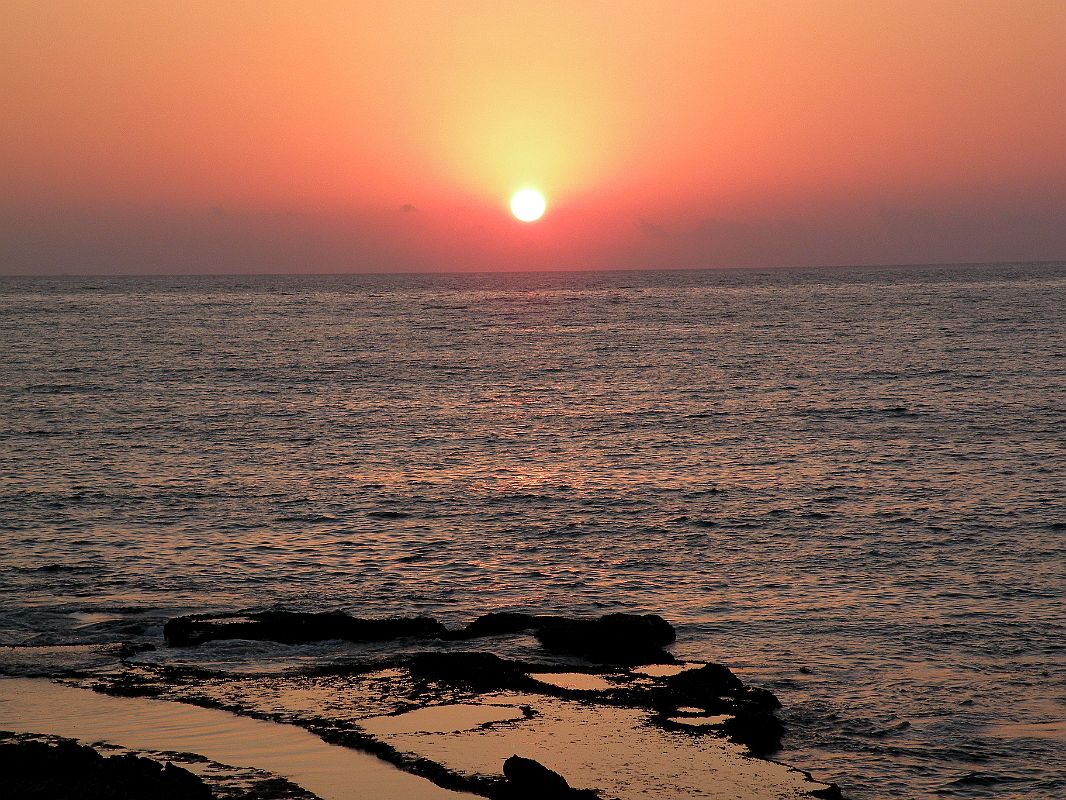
left=0, top=678, right=472, bottom=800
left=0, top=610, right=846, bottom=800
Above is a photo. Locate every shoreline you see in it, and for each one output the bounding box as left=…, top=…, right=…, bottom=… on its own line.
left=0, top=674, right=840, bottom=800
left=0, top=610, right=845, bottom=800
left=0, top=677, right=471, bottom=800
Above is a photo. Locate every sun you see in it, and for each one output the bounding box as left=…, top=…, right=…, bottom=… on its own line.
left=510, top=188, right=546, bottom=222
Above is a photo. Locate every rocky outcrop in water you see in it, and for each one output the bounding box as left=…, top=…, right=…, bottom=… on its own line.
left=0, top=737, right=211, bottom=800
left=164, top=609, right=676, bottom=664
left=631, top=662, right=787, bottom=754
left=159, top=609, right=781, bottom=751
left=453, top=612, right=559, bottom=639
left=534, top=614, right=675, bottom=664
left=108, top=606, right=840, bottom=796
left=663, top=662, right=745, bottom=699
left=163, top=611, right=446, bottom=647
left=720, top=711, right=786, bottom=755
left=453, top=611, right=676, bottom=664
left=498, top=755, right=598, bottom=799
left=809, top=783, right=847, bottom=799
left=410, top=651, right=534, bottom=691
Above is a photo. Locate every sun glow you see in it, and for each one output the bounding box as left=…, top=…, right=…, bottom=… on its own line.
left=510, top=189, right=546, bottom=222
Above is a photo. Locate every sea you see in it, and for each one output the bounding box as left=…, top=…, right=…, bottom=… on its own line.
left=1, top=263, right=1063, bottom=799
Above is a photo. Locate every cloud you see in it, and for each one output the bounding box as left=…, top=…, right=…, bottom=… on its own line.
left=400, top=203, right=418, bottom=213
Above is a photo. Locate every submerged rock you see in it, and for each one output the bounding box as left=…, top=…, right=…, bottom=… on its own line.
left=0, top=737, right=211, bottom=800
left=163, top=611, right=446, bottom=647
left=499, top=754, right=598, bottom=799
left=534, top=614, right=676, bottom=664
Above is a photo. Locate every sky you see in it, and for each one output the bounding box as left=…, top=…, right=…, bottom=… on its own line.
left=2, top=1, right=1064, bottom=274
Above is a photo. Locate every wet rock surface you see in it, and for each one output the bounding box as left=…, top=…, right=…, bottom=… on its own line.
left=0, top=734, right=211, bottom=800
left=0, top=731, right=322, bottom=800
left=498, top=755, right=598, bottom=799
left=82, top=608, right=844, bottom=798
left=533, top=614, right=676, bottom=664
left=452, top=613, right=560, bottom=639
left=164, top=611, right=677, bottom=666
left=164, top=611, right=447, bottom=647
left=447, top=611, right=677, bottom=664
left=809, top=784, right=846, bottom=799
left=410, top=652, right=536, bottom=692
left=155, top=609, right=785, bottom=752
left=663, top=662, right=744, bottom=698
left=644, top=663, right=785, bottom=754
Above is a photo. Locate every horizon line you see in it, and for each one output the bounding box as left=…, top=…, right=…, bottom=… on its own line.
left=2, top=259, right=1064, bottom=281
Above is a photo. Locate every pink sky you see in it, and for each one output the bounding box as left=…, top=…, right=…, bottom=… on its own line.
left=2, top=1, right=1064, bottom=274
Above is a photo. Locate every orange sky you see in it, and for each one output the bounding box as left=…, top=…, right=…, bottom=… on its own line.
left=2, top=1, right=1064, bottom=273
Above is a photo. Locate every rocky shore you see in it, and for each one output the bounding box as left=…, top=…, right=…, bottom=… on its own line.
left=5, top=610, right=846, bottom=800
left=0, top=734, right=211, bottom=800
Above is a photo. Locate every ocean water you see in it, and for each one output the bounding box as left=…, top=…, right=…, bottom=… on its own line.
left=1, top=263, right=1064, bottom=798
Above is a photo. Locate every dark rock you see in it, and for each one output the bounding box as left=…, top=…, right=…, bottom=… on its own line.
left=722, top=711, right=785, bottom=755
left=741, top=685, right=782, bottom=712
left=664, top=663, right=745, bottom=704
left=0, top=738, right=211, bottom=800
left=456, top=612, right=556, bottom=639
left=118, top=642, right=156, bottom=660
left=164, top=611, right=446, bottom=647
left=810, top=782, right=847, bottom=799
left=649, top=664, right=784, bottom=753
left=449, top=612, right=675, bottom=665
left=503, top=755, right=571, bottom=794
left=499, top=755, right=598, bottom=799
left=410, top=651, right=531, bottom=691
left=534, top=614, right=675, bottom=664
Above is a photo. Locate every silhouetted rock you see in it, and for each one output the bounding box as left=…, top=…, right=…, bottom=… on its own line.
left=722, top=711, right=786, bottom=755
left=447, top=612, right=676, bottom=664
left=664, top=662, right=745, bottom=703
left=534, top=613, right=675, bottom=663
left=456, top=612, right=558, bottom=639
left=410, top=651, right=531, bottom=691
left=648, top=663, right=784, bottom=752
left=0, top=738, right=211, bottom=800
left=741, top=685, right=783, bottom=712
left=117, top=642, right=156, bottom=660
left=810, top=782, right=847, bottom=799
left=164, top=611, right=446, bottom=647
left=499, top=755, right=598, bottom=799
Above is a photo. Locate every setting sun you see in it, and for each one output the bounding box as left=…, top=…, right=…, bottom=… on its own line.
left=510, top=189, right=546, bottom=223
